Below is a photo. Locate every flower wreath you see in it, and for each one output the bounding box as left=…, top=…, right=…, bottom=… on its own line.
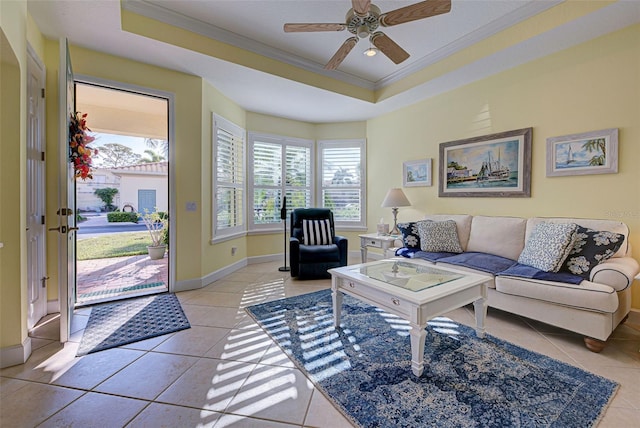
left=69, top=112, right=97, bottom=180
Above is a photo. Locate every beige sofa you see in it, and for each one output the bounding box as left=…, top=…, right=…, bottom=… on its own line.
left=391, top=214, right=639, bottom=352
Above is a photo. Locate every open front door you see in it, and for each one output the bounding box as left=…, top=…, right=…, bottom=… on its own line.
left=57, top=38, right=76, bottom=342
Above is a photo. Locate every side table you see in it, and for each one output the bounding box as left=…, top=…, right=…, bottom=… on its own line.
left=358, top=233, right=400, bottom=263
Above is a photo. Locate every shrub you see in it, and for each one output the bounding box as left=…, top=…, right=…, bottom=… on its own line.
left=94, top=187, right=119, bottom=211
left=107, top=212, right=139, bottom=223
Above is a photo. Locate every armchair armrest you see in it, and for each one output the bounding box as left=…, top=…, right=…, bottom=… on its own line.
left=334, top=235, right=348, bottom=267
left=290, top=237, right=301, bottom=277
left=590, top=257, right=640, bottom=292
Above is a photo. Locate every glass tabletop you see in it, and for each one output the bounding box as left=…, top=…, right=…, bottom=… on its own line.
left=355, top=260, right=463, bottom=292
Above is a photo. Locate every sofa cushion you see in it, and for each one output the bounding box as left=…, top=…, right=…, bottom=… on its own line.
left=559, top=226, right=625, bottom=279
left=303, top=219, right=332, bottom=245
left=397, top=222, right=421, bottom=249
left=417, top=220, right=463, bottom=253
left=495, top=276, right=618, bottom=313
left=423, top=214, right=472, bottom=250
left=436, top=252, right=517, bottom=275
left=413, top=251, right=459, bottom=262
left=518, top=222, right=578, bottom=272
left=499, top=263, right=583, bottom=285
left=466, top=216, right=526, bottom=260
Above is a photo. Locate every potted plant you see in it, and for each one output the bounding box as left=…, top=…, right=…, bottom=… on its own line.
left=141, top=208, right=168, bottom=260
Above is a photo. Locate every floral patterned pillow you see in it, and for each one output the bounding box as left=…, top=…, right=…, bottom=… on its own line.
left=416, top=220, right=463, bottom=253
left=518, top=222, right=578, bottom=272
left=397, top=222, right=421, bottom=249
left=559, top=226, right=625, bottom=279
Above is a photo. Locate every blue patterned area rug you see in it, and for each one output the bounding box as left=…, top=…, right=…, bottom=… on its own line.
left=77, top=293, right=190, bottom=356
left=246, top=289, right=618, bottom=428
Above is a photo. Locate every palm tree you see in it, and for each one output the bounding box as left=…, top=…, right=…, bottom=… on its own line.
left=140, top=149, right=165, bottom=163
left=582, top=138, right=606, bottom=166
left=144, top=138, right=169, bottom=158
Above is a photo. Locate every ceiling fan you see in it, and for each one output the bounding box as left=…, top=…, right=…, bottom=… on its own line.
left=284, top=0, right=451, bottom=70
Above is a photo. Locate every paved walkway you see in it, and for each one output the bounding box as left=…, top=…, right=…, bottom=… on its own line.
left=76, top=213, right=168, bottom=305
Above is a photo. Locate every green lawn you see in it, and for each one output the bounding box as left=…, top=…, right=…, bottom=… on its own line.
left=77, top=232, right=151, bottom=260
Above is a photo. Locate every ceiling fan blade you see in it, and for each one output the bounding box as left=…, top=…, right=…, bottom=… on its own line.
left=371, top=32, right=410, bottom=64
left=325, top=37, right=359, bottom=70
left=284, top=23, right=346, bottom=32
left=379, top=0, right=451, bottom=27
left=352, top=0, right=371, bottom=16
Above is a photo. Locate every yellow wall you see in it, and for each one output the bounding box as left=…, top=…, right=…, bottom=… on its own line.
left=0, top=1, right=28, bottom=349
left=367, top=24, right=640, bottom=306
left=42, top=41, right=206, bottom=294
left=201, top=81, right=248, bottom=271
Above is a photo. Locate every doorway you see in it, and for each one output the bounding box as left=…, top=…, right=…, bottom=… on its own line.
left=74, top=82, right=171, bottom=305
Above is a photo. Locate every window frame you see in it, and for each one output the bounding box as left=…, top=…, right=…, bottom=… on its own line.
left=317, top=139, right=367, bottom=230
left=212, top=114, right=246, bottom=243
left=247, top=132, right=314, bottom=233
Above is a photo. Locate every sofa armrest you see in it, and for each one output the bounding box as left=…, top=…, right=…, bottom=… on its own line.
left=590, top=257, right=640, bottom=292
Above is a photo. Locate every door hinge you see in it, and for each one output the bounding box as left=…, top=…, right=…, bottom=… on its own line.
left=41, top=88, right=45, bottom=98
left=41, top=276, right=49, bottom=288
left=41, top=215, right=45, bottom=225
left=41, top=151, right=45, bottom=161
left=57, top=208, right=73, bottom=216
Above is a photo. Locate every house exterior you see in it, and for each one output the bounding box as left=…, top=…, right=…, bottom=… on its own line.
left=76, top=163, right=168, bottom=213
left=1, top=1, right=639, bottom=371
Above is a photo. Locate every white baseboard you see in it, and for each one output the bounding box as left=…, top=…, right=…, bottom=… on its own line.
left=47, top=299, right=60, bottom=314
left=0, top=336, right=31, bottom=369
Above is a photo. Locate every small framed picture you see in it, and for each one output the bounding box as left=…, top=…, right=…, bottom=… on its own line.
left=403, top=159, right=432, bottom=187
left=546, top=128, right=618, bottom=177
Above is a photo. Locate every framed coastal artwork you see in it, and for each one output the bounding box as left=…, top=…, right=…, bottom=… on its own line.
left=546, top=128, right=618, bottom=177
left=438, top=128, right=532, bottom=197
left=403, top=159, right=432, bottom=187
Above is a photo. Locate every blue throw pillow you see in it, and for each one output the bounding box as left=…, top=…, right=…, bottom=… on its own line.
left=397, top=222, right=421, bottom=249
left=559, top=226, right=625, bottom=279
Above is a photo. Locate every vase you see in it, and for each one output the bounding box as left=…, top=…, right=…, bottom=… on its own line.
left=147, top=245, right=166, bottom=260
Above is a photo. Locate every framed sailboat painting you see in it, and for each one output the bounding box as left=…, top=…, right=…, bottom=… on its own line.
left=546, top=128, right=618, bottom=177
left=439, top=128, right=532, bottom=197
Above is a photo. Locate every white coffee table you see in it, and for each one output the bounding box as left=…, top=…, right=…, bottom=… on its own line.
left=329, top=258, right=491, bottom=377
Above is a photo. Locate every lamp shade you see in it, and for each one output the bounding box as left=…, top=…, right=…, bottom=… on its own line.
left=381, top=188, right=411, bottom=208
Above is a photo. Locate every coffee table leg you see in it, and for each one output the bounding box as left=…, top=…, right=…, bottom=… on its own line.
left=409, top=323, right=426, bottom=377
left=332, top=287, right=343, bottom=328
left=473, top=288, right=488, bottom=338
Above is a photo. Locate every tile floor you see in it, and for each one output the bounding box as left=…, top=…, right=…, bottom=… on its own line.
left=2, top=259, right=639, bottom=427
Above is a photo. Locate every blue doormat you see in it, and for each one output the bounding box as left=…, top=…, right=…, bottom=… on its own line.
left=77, top=293, right=190, bottom=356
left=246, top=289, right=618, bottom=428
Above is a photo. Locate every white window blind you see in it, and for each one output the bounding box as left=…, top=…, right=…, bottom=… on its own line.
left=248, top=133, right=313, bottom=230
left=318, top=139, right=366, bottom=228
left=213, top=114, right=245, bottom=240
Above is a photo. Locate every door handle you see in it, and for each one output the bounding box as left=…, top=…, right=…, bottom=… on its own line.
left=48, top=225, right=68, bottom=233
left=68, top=227, right=79, bottom=232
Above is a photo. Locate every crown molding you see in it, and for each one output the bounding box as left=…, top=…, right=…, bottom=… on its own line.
left=374, top=0, right=563, bottom=89
left=122, top=0, right=376, bottom=90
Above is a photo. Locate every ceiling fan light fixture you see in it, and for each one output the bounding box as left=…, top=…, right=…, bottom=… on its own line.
left=363, top=47, right=378, bottom=57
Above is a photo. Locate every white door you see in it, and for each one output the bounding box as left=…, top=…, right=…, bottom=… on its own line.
left=57, top=38, right=76, bottom=343
left=27, top=46, right=47, bottom=331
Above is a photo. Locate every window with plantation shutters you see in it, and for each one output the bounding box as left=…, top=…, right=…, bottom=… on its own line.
left=248, top=133, right=313, bottom=231
left=213, top=114, right=245, bottom=240
left=318, top=139, right=366, bottom=228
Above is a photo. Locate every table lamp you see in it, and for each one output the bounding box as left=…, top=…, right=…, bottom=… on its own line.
left=381, top=188, right=411, bottom=235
